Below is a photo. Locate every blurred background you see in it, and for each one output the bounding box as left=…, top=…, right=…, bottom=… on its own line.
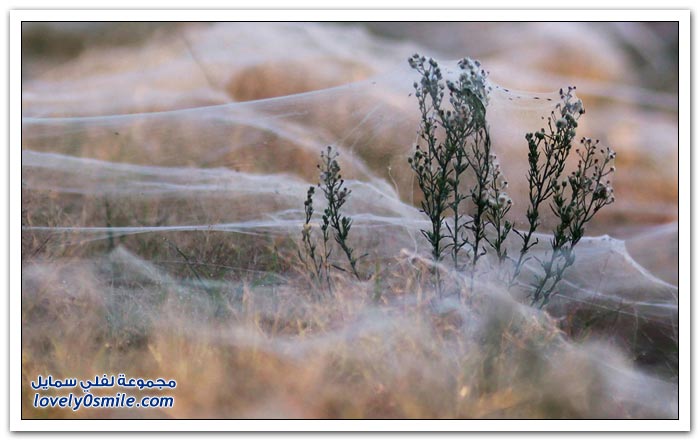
left=22, top=22, right=679, bottom=283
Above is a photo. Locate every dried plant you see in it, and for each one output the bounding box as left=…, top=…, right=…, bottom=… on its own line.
left=407, top=55, right=453, bottom=271
left=483, top=156, right=513, bottom=265
left=529, top=137, right=616, bottom=307
left=407, top=54, right=503, bottom=284
left=300, top=146, right=362, bottom=290
left=300, top=186, right=327, bottom=291
left=511, top=87, right=585, bottom=286
left=404, top=56, right=615, bottom=307
left=318, top=146, right=362, bottom=280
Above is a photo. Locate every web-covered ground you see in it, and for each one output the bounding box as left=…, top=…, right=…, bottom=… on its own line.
left=21, top=22, right=679, bottom=418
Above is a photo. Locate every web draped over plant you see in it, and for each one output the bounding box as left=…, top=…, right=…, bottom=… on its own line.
left=21, top=23, right=679, bottom=419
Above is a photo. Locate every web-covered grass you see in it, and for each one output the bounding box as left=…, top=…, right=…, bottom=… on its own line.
left=21, top=22, right=679, bottom=419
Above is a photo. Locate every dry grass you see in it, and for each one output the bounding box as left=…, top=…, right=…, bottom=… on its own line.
left=21, top=226, right=677, bottom=419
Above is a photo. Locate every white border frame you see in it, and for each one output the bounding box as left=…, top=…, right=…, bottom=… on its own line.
left=9, top=9, right=690, bottom=432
